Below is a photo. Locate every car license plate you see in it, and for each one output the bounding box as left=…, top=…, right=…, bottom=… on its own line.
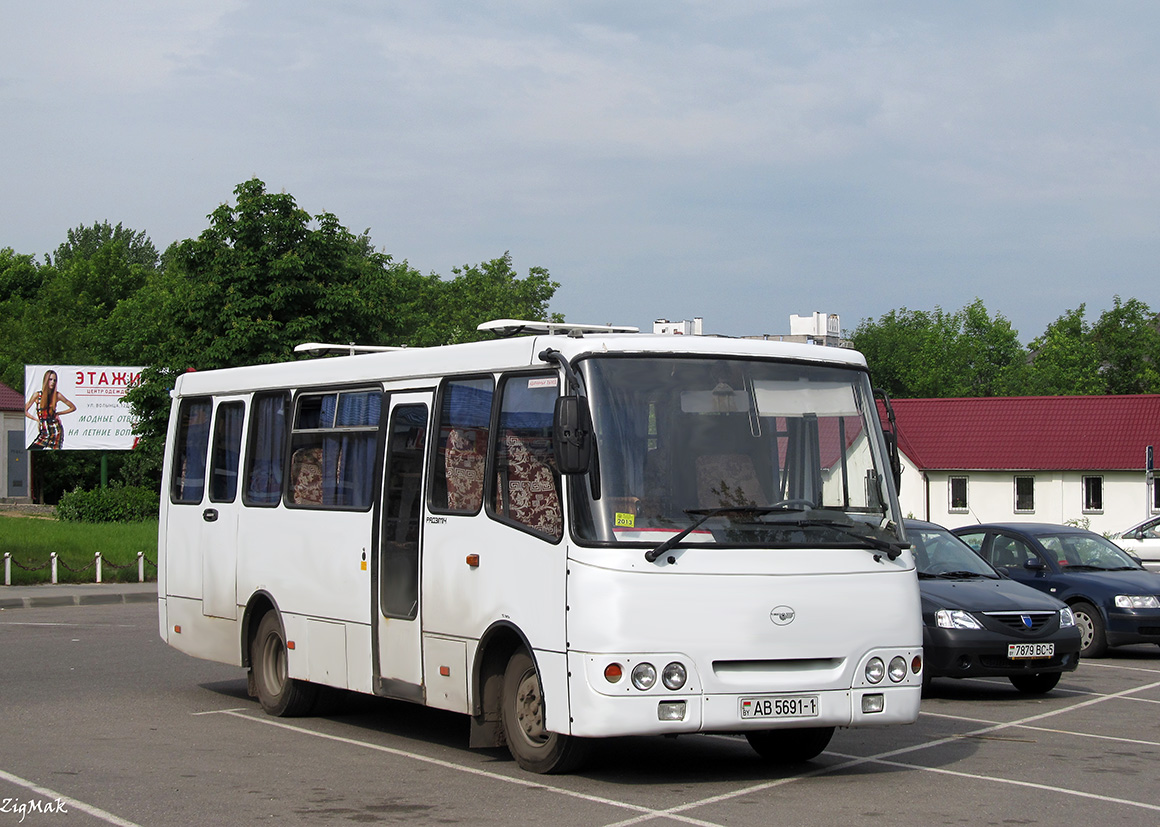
left=740, top=695, right=819, bottom=719
left=1008, top=643, right=1054, bottom=660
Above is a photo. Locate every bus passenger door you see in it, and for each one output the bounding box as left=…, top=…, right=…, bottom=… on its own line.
left=201, top=397, right=246, bottom=619
left=375, top=393, right=431, bottom=695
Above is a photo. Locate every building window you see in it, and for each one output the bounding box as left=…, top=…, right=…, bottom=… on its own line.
left=1082, top=475, right=1103, bottom=513
left=1154, top=479, right=1159, bottom=512
left=1014, top=475, right=1035, bottom=513
left=948, top=476, right=968, bottom=512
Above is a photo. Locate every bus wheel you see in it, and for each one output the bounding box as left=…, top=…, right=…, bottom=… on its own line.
left=500, top=650, right=590, bottom=774
left=251, top=612, right=318, bottom=717
left=746, top=727, right=834, bottom=763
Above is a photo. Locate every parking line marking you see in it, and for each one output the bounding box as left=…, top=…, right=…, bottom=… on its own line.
left=204, top=677, right=1160, bottom=826
left=826, top=751, right=1160, bottom=813
left=1079, top=661, right=1160, bottom=675
left=1016, top=723, right=1160, bottom=748
left=205, top=709, right=731, bottom=827
left=0, top=768, right=143, bottom=827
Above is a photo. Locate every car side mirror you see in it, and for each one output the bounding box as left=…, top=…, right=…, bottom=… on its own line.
left=1023, top=558, right=1046, bottom=571
left=553, top=395, right=592, bottom=475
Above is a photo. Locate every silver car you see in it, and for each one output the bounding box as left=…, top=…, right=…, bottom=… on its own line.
left=1111, top=516, right=1160, bottom=572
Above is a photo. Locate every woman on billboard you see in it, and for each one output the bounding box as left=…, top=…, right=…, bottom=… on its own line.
left=25, top=369, right=77, bottom=449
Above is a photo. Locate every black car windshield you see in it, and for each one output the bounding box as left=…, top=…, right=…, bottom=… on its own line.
left=907, top=524, right=997, bottom=578
left=1036, top=533, right=1144, bottom=570
left=569, top=355, right=903, bottom=549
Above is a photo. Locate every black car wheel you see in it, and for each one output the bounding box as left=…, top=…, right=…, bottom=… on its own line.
left=1072, top=601, right=1108, bottom=658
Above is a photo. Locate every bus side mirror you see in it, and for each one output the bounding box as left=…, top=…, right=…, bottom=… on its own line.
left=553, top=395, right=592, bottom=475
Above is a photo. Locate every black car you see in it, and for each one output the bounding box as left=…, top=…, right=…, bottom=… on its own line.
left=906, top=519, right=1081, bottom=694
left=952, top=522, right=1160, bottom=657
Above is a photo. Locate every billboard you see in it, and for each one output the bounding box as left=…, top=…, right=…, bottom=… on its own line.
left=24, top=365, right=144, bottom=451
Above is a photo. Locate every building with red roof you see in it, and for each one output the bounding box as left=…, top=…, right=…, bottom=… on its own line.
left=1, top=380, right=31, bottom=501
left=890, top=396, right=1160, bottom=535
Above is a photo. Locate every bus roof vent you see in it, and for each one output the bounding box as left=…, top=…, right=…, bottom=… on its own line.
left=293, top=342, right=407, bottom=356
left=477, top=319, right=640, bottom=338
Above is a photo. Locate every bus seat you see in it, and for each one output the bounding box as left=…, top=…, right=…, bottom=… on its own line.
left=444, top=428, right=486, bottom=511
left=695, top=454, right=767, bottom=509
left=501, top=431, right=562, bottom=537
left=290, top=445, right=324, bottom=505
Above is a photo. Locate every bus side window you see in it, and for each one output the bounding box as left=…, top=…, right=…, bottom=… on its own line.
left=287, top=389, right=381, bottom=509
left=209, top=401, right=245, bottom=503
left=171, top=398, right=212, bottom=504
left=492, top=374, right=562, bottom=541
left=430, top=377, right=494, bottom=514
left=243, top=392, right=289, bottom=506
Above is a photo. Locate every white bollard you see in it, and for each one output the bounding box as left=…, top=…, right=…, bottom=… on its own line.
left=138, top=551, right=144, bottom=583
left=4, top=552, right=9, bottom=586
left=95, top=552, right=102, bottom=584
left=51, top=552, right=58, bottom=584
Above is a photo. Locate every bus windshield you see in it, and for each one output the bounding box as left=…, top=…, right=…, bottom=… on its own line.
left=571, top=356, right=903, bottom=549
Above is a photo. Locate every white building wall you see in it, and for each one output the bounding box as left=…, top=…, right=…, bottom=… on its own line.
left=896, top=451, right=1157, bottom=535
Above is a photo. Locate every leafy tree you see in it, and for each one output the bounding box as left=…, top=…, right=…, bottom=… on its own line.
left=125, top=178, right=561, bottom=460
left=406, top=253, right=561, bottom=347
left=850, top=300, right=1025, bottom=398
left=1090, top=297, right=1160, bottom=394
left=1025, top=306, right=1103, bottom=395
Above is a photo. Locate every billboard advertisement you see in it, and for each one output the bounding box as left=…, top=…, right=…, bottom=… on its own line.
left=24, top=365, right=144, bottom=451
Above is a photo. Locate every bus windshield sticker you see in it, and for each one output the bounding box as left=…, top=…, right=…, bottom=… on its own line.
left=527, top=377, right=558, bottom=389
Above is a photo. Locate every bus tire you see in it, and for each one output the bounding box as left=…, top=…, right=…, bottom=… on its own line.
left=500, top=649, right=590, bottom=774
left=251, top=611, right=318, bottom=717
left=746, top=726, right=834, bottom=763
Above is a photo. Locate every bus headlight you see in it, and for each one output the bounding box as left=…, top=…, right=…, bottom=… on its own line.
left=661, top=662, right=687, bottom=690
left=865, top=657, right=885, bottom=684
left=631, top=662, right=657, bottom=691
left=888, top=656, right=907, bottom=683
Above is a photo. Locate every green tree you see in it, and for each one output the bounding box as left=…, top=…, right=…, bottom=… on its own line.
left=0, top=247, right=44, bottom=388
left=1025, top=306, right=1103, bottom=395
left=850, top=300, right=1026, bottom=398
left=1090, top=297, right=1160, bottom=394
left=126, top=178, right=561, bottom=458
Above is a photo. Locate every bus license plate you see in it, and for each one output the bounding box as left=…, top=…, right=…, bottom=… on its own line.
left=1008, top=643, right=1054, bottom=660
left=740, top=695, right=819, bottom=719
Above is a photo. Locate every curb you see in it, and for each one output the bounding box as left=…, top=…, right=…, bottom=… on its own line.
left=0, top=587, right=158, bottom=611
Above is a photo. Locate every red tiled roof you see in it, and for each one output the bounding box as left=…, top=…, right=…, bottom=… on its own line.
left=0, top=381, right=25, bottom=412
left=889, top=396, right=1160, bottom=471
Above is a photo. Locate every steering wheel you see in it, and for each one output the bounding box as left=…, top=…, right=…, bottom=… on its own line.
left=769, top=498, right=816, bottom=509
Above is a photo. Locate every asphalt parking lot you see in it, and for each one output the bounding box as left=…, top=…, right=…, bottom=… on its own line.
left=1, top=596, right=1159, bottom=826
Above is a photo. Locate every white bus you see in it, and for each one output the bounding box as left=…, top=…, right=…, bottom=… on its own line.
left=158, top=320, right=922, bottom=773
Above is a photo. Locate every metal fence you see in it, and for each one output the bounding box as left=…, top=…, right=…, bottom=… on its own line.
left=3, top=551, right=156, bottom=585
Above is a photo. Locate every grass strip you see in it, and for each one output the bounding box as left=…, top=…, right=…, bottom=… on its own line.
left=0, top=514, right=158, bottom=585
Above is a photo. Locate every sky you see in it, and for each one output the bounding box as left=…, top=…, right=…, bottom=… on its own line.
left=2, top=1, right=1157, bottom=344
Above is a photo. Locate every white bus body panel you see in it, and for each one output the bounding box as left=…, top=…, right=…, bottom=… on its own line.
left=563, top=545, right=922, bottom=737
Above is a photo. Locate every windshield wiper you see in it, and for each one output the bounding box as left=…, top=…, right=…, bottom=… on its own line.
left=789, top=519, right=909, bottom=560
left=932, top=570, right=988, bottom=579
left=644, top=504, right=809, bottom=562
